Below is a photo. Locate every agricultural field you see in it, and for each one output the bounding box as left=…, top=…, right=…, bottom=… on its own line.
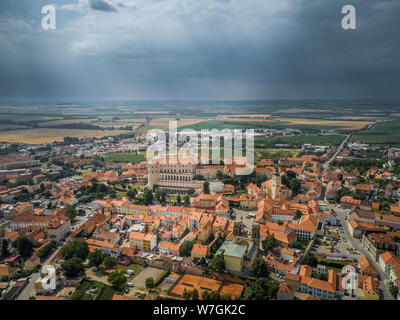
left=38, top=117, right=145, bottom=129
left=146, top=118, right=204, bottom=130
left=254, top=134, right=346, bottom=148
left=179, top=119, right=367, bottom=132
left=276, top=118, right=374, bottom=130
left=0, top=124, right=29, bottom=131
left=38, top=118, right=98, bottom=127
left=0, top=128, right=130, bottom=144
left=351, top=120, right=400, bottom=147
left=255, top=149, right=299, bottom=162
left=106, top=152, right=147, bottom=164
left=219, top=114, right=373, bottom=130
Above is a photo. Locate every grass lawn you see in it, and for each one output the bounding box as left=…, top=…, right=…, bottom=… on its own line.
left=106, top=152, right=146, bottom=164
left=116, top=191, right=127, bottom=198
left=313, top=254, right=353, bottom=273
left=96, top=286, right=118, bottom=300
left=117, top=263, right=144, bottom=276
left=290, top=240, right=310, bottom=251
left=69, top=279, right=114, bottom=300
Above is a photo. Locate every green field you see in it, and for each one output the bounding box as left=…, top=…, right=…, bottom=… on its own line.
left=106, top=152, right=146, bottom=164
left=255, top=134, right=345, bottom=148
left=352, top=120, right=400, bottom=147
left=255, top=149, right=299, bottom=161
left=179, top=120, right=345, bottom=132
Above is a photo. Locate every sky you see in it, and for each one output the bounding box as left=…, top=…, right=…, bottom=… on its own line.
left=0, top=0, right=399, bottom=100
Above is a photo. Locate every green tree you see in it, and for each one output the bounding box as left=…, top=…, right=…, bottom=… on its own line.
left=127, top=187, right=138, bottom=199
left=37, top=241, right=57, bottom=259
left=1, top=239, right=10, bottom=258
left=210, top=254, right=225, bottom=272
left=145, top=277, right=154, bottom=289
left=61, top=258, right=84, bottom=278
left=289, top=179, right=301, bottom=196
left=303, top=255, right=318, bottom=267
left=177, top=194, right=181, bottom=205
left=160, top=192, right=167, bottom=205
left=179, top=240, right=195, bottom=257
left=262, top=235, right=278, bottom=251
left=203, top=181, right=210, bottom=194
left=243, top=278, right=279, bottom=300
left=286, top=170, right=296, bottom=179
left=88, top=249, right=105, bottom=267
left=182, top=288, right=190, bottom=299
left=104, top=255, right=117, bottom=268
left=65, top=205, right=78, bottom=223
left=143, top=189, right=153, bottom=206
left=251, top=258, right=269, bottom=278
left=108, top=271, right=127, bottom=288
left=389, top=281, right=399, bottom=299
left=191, top=289, right=199, bottom=300
left=60, top=238, right=89, bottom=260
left=15, top=235, right=34, bottom=258
left=155, top=189, right=163, bottom=202
left=183, top=195, right=190, bottom=207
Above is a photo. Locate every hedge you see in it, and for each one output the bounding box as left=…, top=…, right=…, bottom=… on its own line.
left=154, top=270, right=171, bottom=287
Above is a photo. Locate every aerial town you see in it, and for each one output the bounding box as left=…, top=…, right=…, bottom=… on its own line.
left=1, top=115, right=400, bottom=302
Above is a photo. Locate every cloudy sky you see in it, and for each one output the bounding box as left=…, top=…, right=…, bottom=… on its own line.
left=0, top=0, right=399, bottom=100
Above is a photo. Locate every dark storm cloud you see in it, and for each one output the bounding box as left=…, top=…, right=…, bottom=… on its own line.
left=0, top=0, right=399, bottom=100
left=89, top=0, right=117, bottom=12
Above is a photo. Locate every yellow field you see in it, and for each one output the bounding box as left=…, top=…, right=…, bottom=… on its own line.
left=0, top=128, right=131, bottom=144
left=217, top=115, right=374, bottom=130
left=278, top=118, right=374, bottom=130
left=219, top=114, right=271, bottom=120
left=148, top=118, right=204, bottom=129
left=38, top=118, right=145, bottom=129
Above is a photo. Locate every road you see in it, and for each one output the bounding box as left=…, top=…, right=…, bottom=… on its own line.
left=322, top=133, right=351, bottom=176
left=329, top=204, right=393, bottom=300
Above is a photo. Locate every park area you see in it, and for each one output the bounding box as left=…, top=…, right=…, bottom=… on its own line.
left=69, top=279, right=118, bottom=300
left=132, top=267, right=165, bottom=289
